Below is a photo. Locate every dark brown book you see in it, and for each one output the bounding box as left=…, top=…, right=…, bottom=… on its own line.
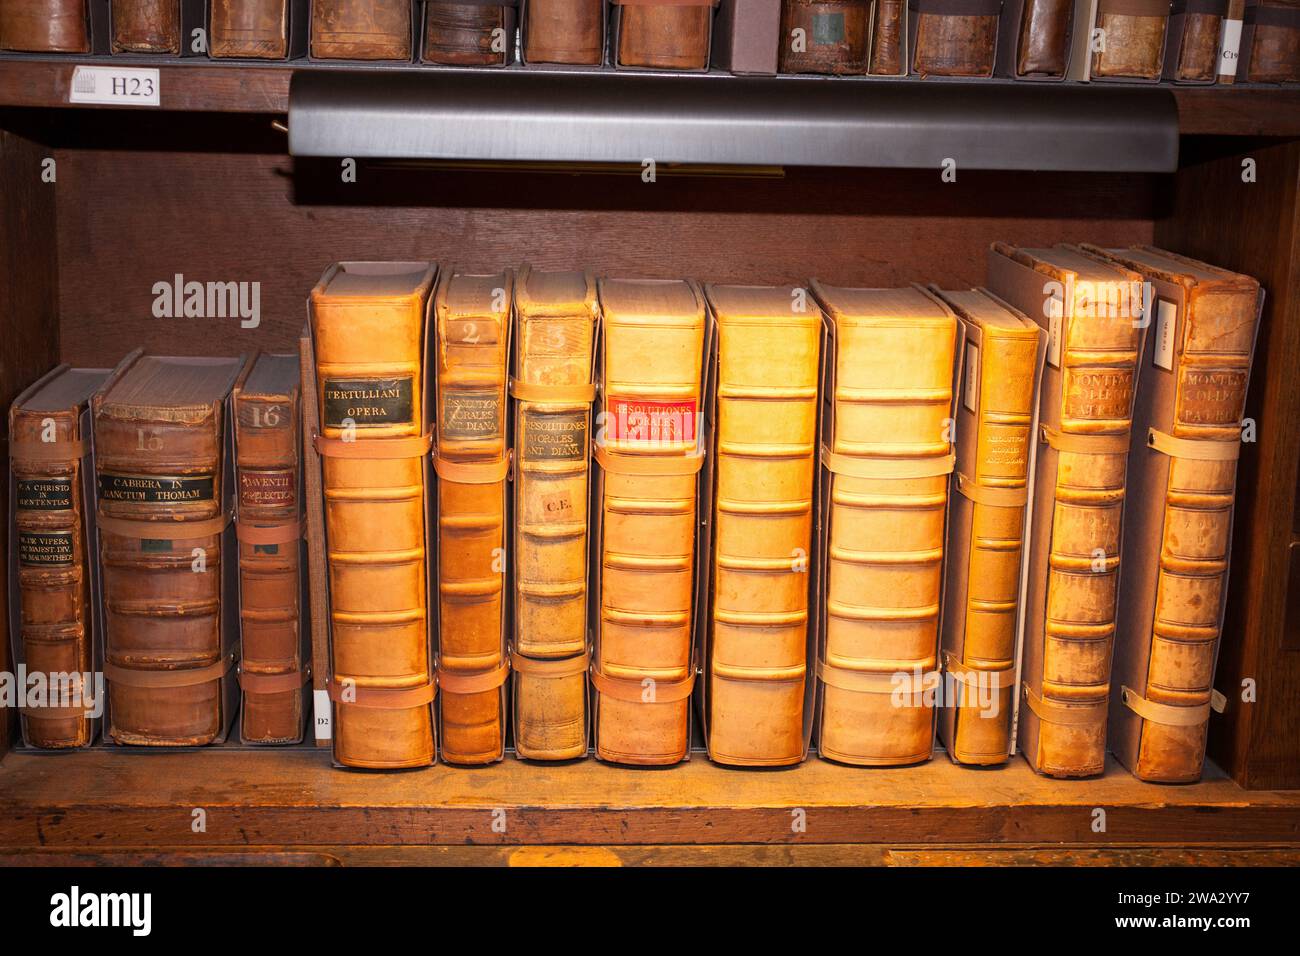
left=94, top=353, right=247, bottom=747
left=111, top=0, right=183, bottom=53
left=524, top=0, right=604, bottom=63
left=233, top=354, right=307, bottom=745
left=311, top=0, right=412, bottom=59
left=1016, top=0, right=1072, bottom=74
left=869, top=0, right=906, bottom=72
left=913, top=1, right=1001, bottom=76
left=9, top=367, right=111, bottom=748
left=0, top=0, right=91, bottom=52
left=1090, top=0, right=1171, bottom=79
left=780, top=0, right=869, bottom=73
left=422, top=1, right=513, bottom=64
left=1246, top=0, right=1300, bottom=82
left=615, top=0, right=715, bottom=69
left=210, top=0, right=292, bottom=58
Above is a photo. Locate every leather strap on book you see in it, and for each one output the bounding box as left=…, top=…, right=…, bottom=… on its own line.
left=1147, top=428, right=1241, bottom=462
left=510, top=379, right=597, bottom=404
left=590, top=667, right=695, bottom=703
left=437, top=660, right=511, bottom=695
left=511, top=648, right=591, bottom=679
left=1022, top=684, right=1104, bottom=726
left=954, top=472, right=1028, bottom=507
left=594, top=444, right=705, bottom=477
left=104, top=655, right=235, bottom=689
left=313, top=431, right=433, bottom=460
left=239, top=667, right=311, bottom=694
left=20, top=702, right=96, bottom=719
left=1121, top=686, right=1211, bottom=726
left=1039, top=426, right=1129, bottom=456
left=434, top=452, right=512, bottom=485
left=9, top=438, right=87, bottom=462
left=97, top=512, right=231, bottom=541
left=821, top=445, right=955, bottom=480
left=942, top=653, right=1016, bottom=690
left=327, top=678, right=436, bottom=709
left=235, top=518, right=303, bottom=546
left=1244, top=3, right=1299, bottom=26
left=817, top=660, right=938, bottom=694
left=1097, top=0, right=1172, bottom=16
left=915, top=0, right=1002, bottom=14
left=1211, top=688, right=1228, bottom=714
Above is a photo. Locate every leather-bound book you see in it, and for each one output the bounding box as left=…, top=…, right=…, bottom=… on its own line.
left=511, top=267, right=598, bottom=761
left=614, top=0, right=715, bottom=69
left=869, top=0, right=906, bottom=72
left=1090, top=0, right=1171, bottom=78
left=210, top=0, right=292, bottom=58
left=912, top=0, right=1000, bottom=76
left=1082, top=246, right=1261, bottom=783
left=810, top=284, right=956, bottom=767
left=311, top=0, right=412, bottom=59
left=703, top=285, right=820, bottom=767
left=233, top=353, right=307, bottom=744
left=593, top=278, right=706, bottom=765
left=524, top=0, right=604, bottom=63
left=422, top=1, right=514, bottom=65
left=94, top=353, right=246, bottom=746
left=1017, top=0, right=1073, bottom=74
left=9, top=367, right=110, bottom=748
left=780, top=0, right=870, bottom=74
left=111, top=0, right=182, bottom=53
left=933, top=289, right=1043, bottom=766
left=986, top=243, right=1144, bottom=778
left=310, top=262, right=438, bottom=769
left=0, top=0, right=91, bottom=52
left=1246, top=1, right=1300, bottom=83
left=1170, top=2, right=1226, bottom=80
left=434, top=268, right=512, bottom=765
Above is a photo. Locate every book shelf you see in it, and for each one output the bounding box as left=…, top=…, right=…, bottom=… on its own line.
left=1, top=57, right=1299, bottom=863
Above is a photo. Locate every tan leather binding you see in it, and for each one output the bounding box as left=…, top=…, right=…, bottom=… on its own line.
left=1083, top=245, right=1260, bottom=783
left=933, top=289, right=1043, bottom=766
left=0, top=0, right=91, bottom=52
left=422, top=2, right=514, bottom=65
left=512, top=267, right=598, bottom=760
left=1246, top=1, right=1300, bottom=84
left=9, top=367, right=110, bottom=748
left=234, top=353, right=306, bottom=744
left=1090, top=0, right=1171, bottom=78
left=94, top=352, right=247, bottom=746
left=1172, top=6, right=1224, bottom=80
left=111, top=0, right=182, bottom=53
left=311, top=0, right=412, bottom=59
left=524, top=0, right=604, bottom=63
left=614, top=0, right=716, bottom=69
left=210, top=0, right=292, bottom=58
left=869, top=0, right=906, bottom=72
left=310, top=262, right=438, bottom=769
left=987, top=243, right=1145, bottom=778
left=703, top=285, right=820, bottom=767
left=780, top=0, right=871, bottom=74
left=434, top=268, right=512, bottom=765
left=811, top=284, right=957, bottom=766
left=913, top=0, right=1001, bottom=77
left=1017, top=0, right=1073, bottom=75
left=594, top=278, right=707, bottom=765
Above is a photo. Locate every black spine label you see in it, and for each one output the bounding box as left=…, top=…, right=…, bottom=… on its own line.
left=521, top=410, right=587, bottom=462
left=442, top=389, right=501, bottom=441
left=19, top=531, right=74, bottom=567
left=322, top=377, right=414, bottom=427
left=16, top=478, right=74, bottom=511
left=97, top=473, right=216, bottom=504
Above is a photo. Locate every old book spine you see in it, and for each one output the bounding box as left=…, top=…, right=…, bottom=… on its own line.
left=869, top=0, right=905, bottom=72
left=595, top=285, right=705, bottom=765
left=111, top=0, right=182, bottom=53
left=913, top=12, right=999, bottom=76
left=10, top=405, right=94, bottom=747
left=1247, top=2, right=1300, bottom=83
left=312, top=280, right=434, bottom=769
left=951, top=327, right=1039, bottom=764
left=820, top=306, right=955, bottom=766
left=422, top=3, right=508, bottom=65
left=0, top=0, right=91, bottom=53
left=435, top=272, right=510, bottom=765
left=779, top=0, right=870, bottom=74
left=1175, top=12, right=1224, bottom=79
left=1091, top=8, right=1170, bottom=78
left=512, top=276, right=596, bottom=761
left=524, top=0, right=604, bottom=63
left=1017, top=0, right=1072, bottom=75
left=210, top=0, right=290, bottom=58
left=311, top=0, right=412, bottom=60
left=235, top=384, right=304, bottom=744
left=1139, top=286, right=1257, bottom=780
left=708, top=303, right=819, bottom=766
left=95, top=395, right=227, bottom=746
left=616, top=4, right=712, bottom=69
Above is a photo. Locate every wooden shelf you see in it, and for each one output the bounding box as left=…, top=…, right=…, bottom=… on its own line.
left=2, top=748, right=1298, bottom=865
left=1, top=58, right=1298, bottom=139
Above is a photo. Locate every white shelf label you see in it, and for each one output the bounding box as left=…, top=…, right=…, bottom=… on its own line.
left=313, top=688, right=333, bottom=741
left=68, top=66, right=161, bottom=107
left=1153, top=299, right=1177, bottom=371
left=964, top=343, right=980, bottom=413
left=1047, top=294, right=1064, bottom=369
left=1219, top=20, right=1243, bottom=78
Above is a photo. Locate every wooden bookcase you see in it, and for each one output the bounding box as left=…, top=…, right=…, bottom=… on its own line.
left=2, top=60, right=1299, bottom=864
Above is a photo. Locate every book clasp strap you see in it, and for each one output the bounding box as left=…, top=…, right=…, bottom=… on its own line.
left=312, top=430, right=433, bottom=459
left=9, top=438, right=87, bottom=462
left=97, top=511, right=232, bottom=541
left=239, top=665, right=312, bottom=695
left=1146, top=428, right=1241, bottom=462
left=326, top=678, right=436, bottom=709
left=954, top=472, right=1028, bottom=507
left=105, top=653, right=237, bottom=689
left=590, top=666, right=695, bottom=703
left=509, top=378, right=596, bottom=404
left=821, top=445, right=955, bottom=480
left=1120, top=685, right=1212, bottom=727
left=1039, top=426, right=1129, bottom=456
left=1021, top=683, right=1105, bottom=726
left=436, top=659, right=512, bottom=695
left=433, top=451, right=512, bottom=484
left=594, top=444, right=705, bottom=476
left=235, top=518, right=303, bottom=546
left=510, top=646, right=591, bottom=680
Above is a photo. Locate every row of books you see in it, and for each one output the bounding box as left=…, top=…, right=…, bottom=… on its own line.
left=7, top=244, right=1261, bottom=786
left=1, top=1, right=1295, bottom=83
